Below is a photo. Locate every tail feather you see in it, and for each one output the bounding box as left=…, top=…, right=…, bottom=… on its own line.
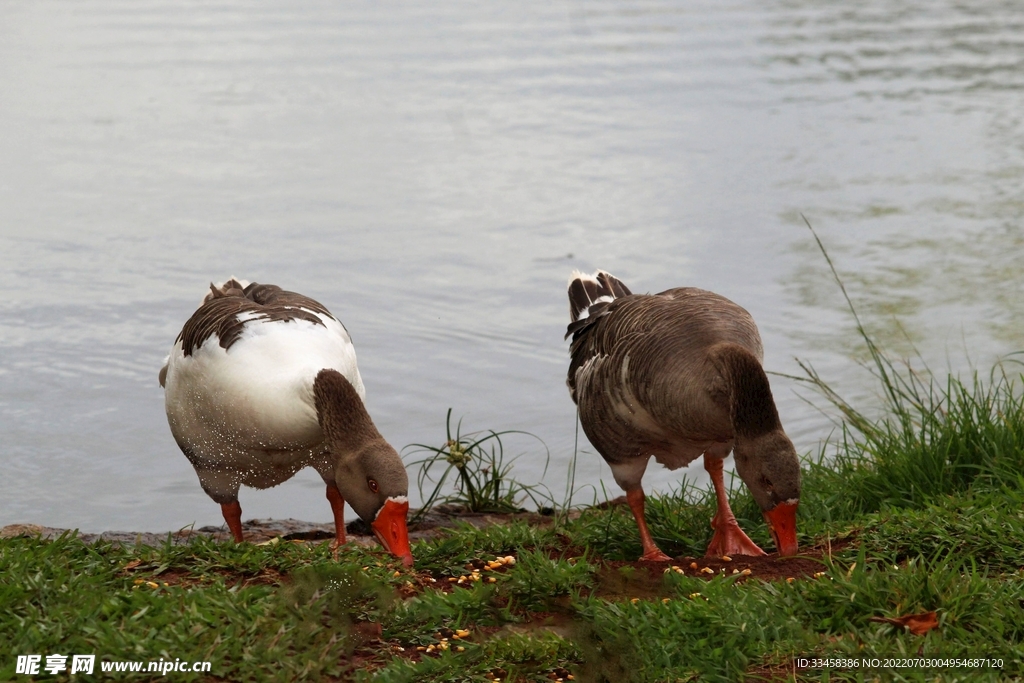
left=201, top=277, right=251, bottom=306
left=567, top=270, right=632, bottom=323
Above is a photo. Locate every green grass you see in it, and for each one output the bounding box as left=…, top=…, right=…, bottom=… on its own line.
left=6, top=498, right=1024, bottom=682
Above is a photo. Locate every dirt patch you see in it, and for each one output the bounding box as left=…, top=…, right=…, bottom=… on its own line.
left=593, top=540, right=850, bottom=600
left=121, top=561, right=286, bottom=589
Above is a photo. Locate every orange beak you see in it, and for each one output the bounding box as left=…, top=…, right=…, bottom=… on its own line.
left=763, top=500, right=799, bottom=557
left=371, top=498, right=413, bottom=567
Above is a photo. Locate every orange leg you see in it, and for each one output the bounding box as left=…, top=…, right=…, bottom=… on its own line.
left=221, top=501, right=244, bottom=542
left=626, top=487, right=672, bottom=561
left=326, top=483, right=347, bottom=548
left=703, top=454, right=765, bottom=557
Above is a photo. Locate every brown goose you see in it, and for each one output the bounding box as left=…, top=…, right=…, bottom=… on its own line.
left=160, top=278, right=413, bottom=566
left=565, top=270, right=800, bottom=560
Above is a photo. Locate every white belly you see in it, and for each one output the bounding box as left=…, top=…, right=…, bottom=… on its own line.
left=163, top=315, right=364, bottom=471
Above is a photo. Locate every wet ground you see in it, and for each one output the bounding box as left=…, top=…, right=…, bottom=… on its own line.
left=0, top=504, right=557, bottom=548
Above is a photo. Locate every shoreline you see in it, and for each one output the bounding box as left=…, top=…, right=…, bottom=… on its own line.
left=0, top=504, right=564, bottom=548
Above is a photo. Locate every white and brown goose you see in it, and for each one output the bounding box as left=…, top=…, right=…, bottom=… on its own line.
left=565, top=270, right=800, bottom=561
left=160, top=278, right=413, bottom=566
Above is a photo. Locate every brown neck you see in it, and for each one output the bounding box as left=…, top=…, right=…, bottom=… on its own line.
left=313, top=369, right=383, bottom=453
left=709, top=343, right=782, bottom=439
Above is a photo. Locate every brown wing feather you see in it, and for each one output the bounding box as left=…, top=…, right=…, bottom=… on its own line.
left=176, top=282, right=338, bottom=357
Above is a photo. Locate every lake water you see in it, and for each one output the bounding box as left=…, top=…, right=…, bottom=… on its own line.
left=2, top=0, right=1023, bottom=533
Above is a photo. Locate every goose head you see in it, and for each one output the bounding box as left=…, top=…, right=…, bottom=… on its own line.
left=314, top=369, right=413, bottom=566
left=732, top=431, right=801, bottom=556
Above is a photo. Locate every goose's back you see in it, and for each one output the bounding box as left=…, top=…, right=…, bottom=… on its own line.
left=568, top=287, right=762, bottom=468
left=163, top=282, right=364, bottom=466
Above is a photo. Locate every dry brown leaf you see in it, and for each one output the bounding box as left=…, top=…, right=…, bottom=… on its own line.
left=123, top=560, right=142, bottom=571
left=869, top=610, right=939, bottom=635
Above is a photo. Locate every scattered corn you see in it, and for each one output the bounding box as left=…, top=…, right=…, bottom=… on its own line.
left=630, top=598, right=640, bottom=604
left=740, top=569, right=752, bottom=576
left=721, top=555, right=732, bottom=562
left=786, top=577, right=795, bottom=584
left=732, top=568, right=739, bottom=574
left=814, top=571, right=827, bottom=579
left=700, top=567, right=714, bottom=575
left=689, top=562, right=699, bottom=570
left=393, top=570, right=401, bottom=577
left=146, top=581, right=159, bottom=589
left=661, top=598, right=670, bottom=604
left=455, top=629, right=471, bottom=638
left=487, top=577, right=497, bottom=583
left=456, top=646, right=465, bottom=652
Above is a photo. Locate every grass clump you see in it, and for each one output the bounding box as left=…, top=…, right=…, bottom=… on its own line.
left=406, top=409, right=554, bottom=521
